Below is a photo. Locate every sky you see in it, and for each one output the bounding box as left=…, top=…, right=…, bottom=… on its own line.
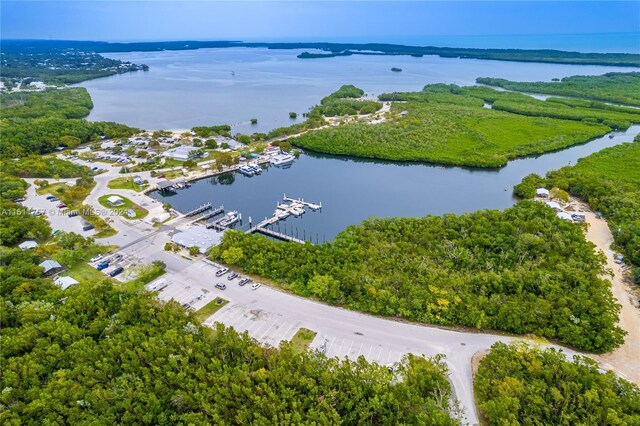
left=1, top=1, right=639, bottom=47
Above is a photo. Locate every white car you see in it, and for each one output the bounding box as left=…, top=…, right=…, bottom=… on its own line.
left=251, top=283, right=261, bottom=291
left=90, top=255, right=103, bottom=262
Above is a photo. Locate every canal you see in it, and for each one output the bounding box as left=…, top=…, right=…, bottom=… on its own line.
left=149, top=125, right=639, bottom=241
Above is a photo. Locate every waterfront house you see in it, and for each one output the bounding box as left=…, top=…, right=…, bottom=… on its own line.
left=536, top=188, right=550, bottom=198
left=40, top=260, right=63, bottom=276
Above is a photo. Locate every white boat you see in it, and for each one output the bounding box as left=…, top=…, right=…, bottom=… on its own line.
left=276, top=202, right=291, bottom=210
left=291, top=207, right=305, bottom=216
left=249, top=163, right=262, bottom=174
left=219, top=211, right=241, bottom=227
left=270, top=153, right=295, bottom=167
left=275, top=210, right=290, bottom=219
left=238, top=165, right=255, bottom=176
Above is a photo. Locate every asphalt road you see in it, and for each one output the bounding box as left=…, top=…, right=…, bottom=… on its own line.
left=153, top=259, right=584, bottom=426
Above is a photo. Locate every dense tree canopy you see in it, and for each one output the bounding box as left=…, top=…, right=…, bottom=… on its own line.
left=211, top=202, right=624, bottom=352
left=515, top=139, right=640, bottom=273
left=292, top=84, right=612, bottom=167
left=475, top=342, right=640, bottom=425
left=1, top=251, right=459, bottom=425
left=0, top=88, right=139, bottom=157
left=476, top=72, right=640, bottom=106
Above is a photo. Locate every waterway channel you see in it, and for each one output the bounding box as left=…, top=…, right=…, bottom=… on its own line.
left=149, top=125, right=640, bottom=241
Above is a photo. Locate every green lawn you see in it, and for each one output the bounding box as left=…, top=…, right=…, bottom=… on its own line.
left=98, top=194, right=148, bottom=219
left=66, top=262, right=110, bottom=283
left=290, top=328, right=317, bottom=352
left=107, top=177, right=142, bottom=192
left=194, top=298, right=229, bottom=322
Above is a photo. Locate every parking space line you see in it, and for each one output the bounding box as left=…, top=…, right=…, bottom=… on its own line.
left=329, top=338, right=343, bottom=357
left=376, top=346, right=384, bottom=363
left=256, top=322, right=279, bottom=342
left=354, top=343, right=363, bottom=358
left=233, top=314, right=256, bottom=331
left=366, top=345, right=373, bottom=360
left=272, top=323, right=295, bottom=344
left=248, top=317, right=273, bottom=337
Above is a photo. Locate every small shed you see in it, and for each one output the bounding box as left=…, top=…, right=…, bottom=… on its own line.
left=18, top=240, right=38, bottom=250
left=40, top=260, right=63, bottom=276
left=536, top=188, right=549, bottom=198
left=107, top=195, right=124, bottom=207
left=54, top=276, right=79, bottom=290
left=133, top=176, right=144, bottom=185
left=157, top=180, right=176, bottom=192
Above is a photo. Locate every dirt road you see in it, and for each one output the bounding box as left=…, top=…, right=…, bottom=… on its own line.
left=584, top=212, right=640, bottom=384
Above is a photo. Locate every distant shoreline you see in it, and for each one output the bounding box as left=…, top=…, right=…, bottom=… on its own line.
left=3, top=39, right=640, bottom=68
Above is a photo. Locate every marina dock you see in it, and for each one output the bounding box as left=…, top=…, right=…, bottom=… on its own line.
left=184, top=203, right=212, bottom=217
left=246, top=195, right=323, bottom=244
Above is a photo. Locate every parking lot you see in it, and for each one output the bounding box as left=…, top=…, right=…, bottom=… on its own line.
left=22, top=183, right=96, bottom=238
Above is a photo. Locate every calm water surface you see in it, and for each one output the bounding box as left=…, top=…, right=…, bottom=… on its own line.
left=79, top=47, right=634, bottom=133
left=150, top=126, right=640, bottom=241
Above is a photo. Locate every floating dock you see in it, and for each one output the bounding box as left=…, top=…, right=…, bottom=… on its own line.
left=246, top=195, right=323, bottom=244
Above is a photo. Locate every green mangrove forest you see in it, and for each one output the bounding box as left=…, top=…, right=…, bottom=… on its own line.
left=211, top=201, right=624, bottom=353
left=475, top=342, right=640, bottom=425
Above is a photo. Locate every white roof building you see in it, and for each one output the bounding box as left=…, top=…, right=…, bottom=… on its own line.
left=556, top=211, right=574, bottom=222
left=54, top=276, right=79, bottom=290
left=545, top=201, right=563, bottom=212
left=536, top=188, right=549, bottom=198
left=107, top=195, right=124, bottom=206
left=19, top=240, right=38, bottom=250
left=171, top=226, right=223, bottom=253
left=162, top=146, right=201, bottom=161
left=212, top=136, right=243, bottom=150
left=39, top=260, right=63, bottom=275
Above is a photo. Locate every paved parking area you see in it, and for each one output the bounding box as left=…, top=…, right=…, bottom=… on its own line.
left=22, top=183, right=95, bottom=238
left=206, top=303, right=301, bottom=347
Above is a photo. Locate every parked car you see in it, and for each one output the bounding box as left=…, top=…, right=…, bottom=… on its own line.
left=215, top=283, right=227, bottom=290
left=251, top=283, right=261, bottom=291
left=90, top=254, right=103, bottom=262
left=227, top=272, right=238, bottom=280
left=111, top=254, right=123, bottom=262
left=49, top=197, right=59, bottom=202
left=46, top=195, right=55, bottom=200
left=109, top=266, right=124, bottom=277
left=68, top=211, right=79, bottom=217
left=97, top=259, right=109, bottom=268
left=57, top=203, right=67, bottom=208
left=239, top=277, right=251, bottom=286
left=14, top=197, right=26, bottom=202
left=97, top=263, right=109, bottom=271
left=614, top=255, right=624, bottom=264
left=215, top=267, right=229, bottom=277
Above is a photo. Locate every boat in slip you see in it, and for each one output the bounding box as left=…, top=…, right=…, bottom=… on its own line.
left=219, top=211, right=241, bottom=227
left=238, top=165, right=255, bottom=176
left=270, top=153, right=295, bottom=167
left=248, top=163, right=262, bottom=174
left=291, top=206, right=305, bottom=216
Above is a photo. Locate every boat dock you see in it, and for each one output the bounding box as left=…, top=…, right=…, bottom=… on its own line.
left=283, top=194, right=322, bottom=210
left=251, top=227, right=307, bottom=244
left=184, top=202, right=212, bottom=217
left=246, top=195, right=323, bottom=244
